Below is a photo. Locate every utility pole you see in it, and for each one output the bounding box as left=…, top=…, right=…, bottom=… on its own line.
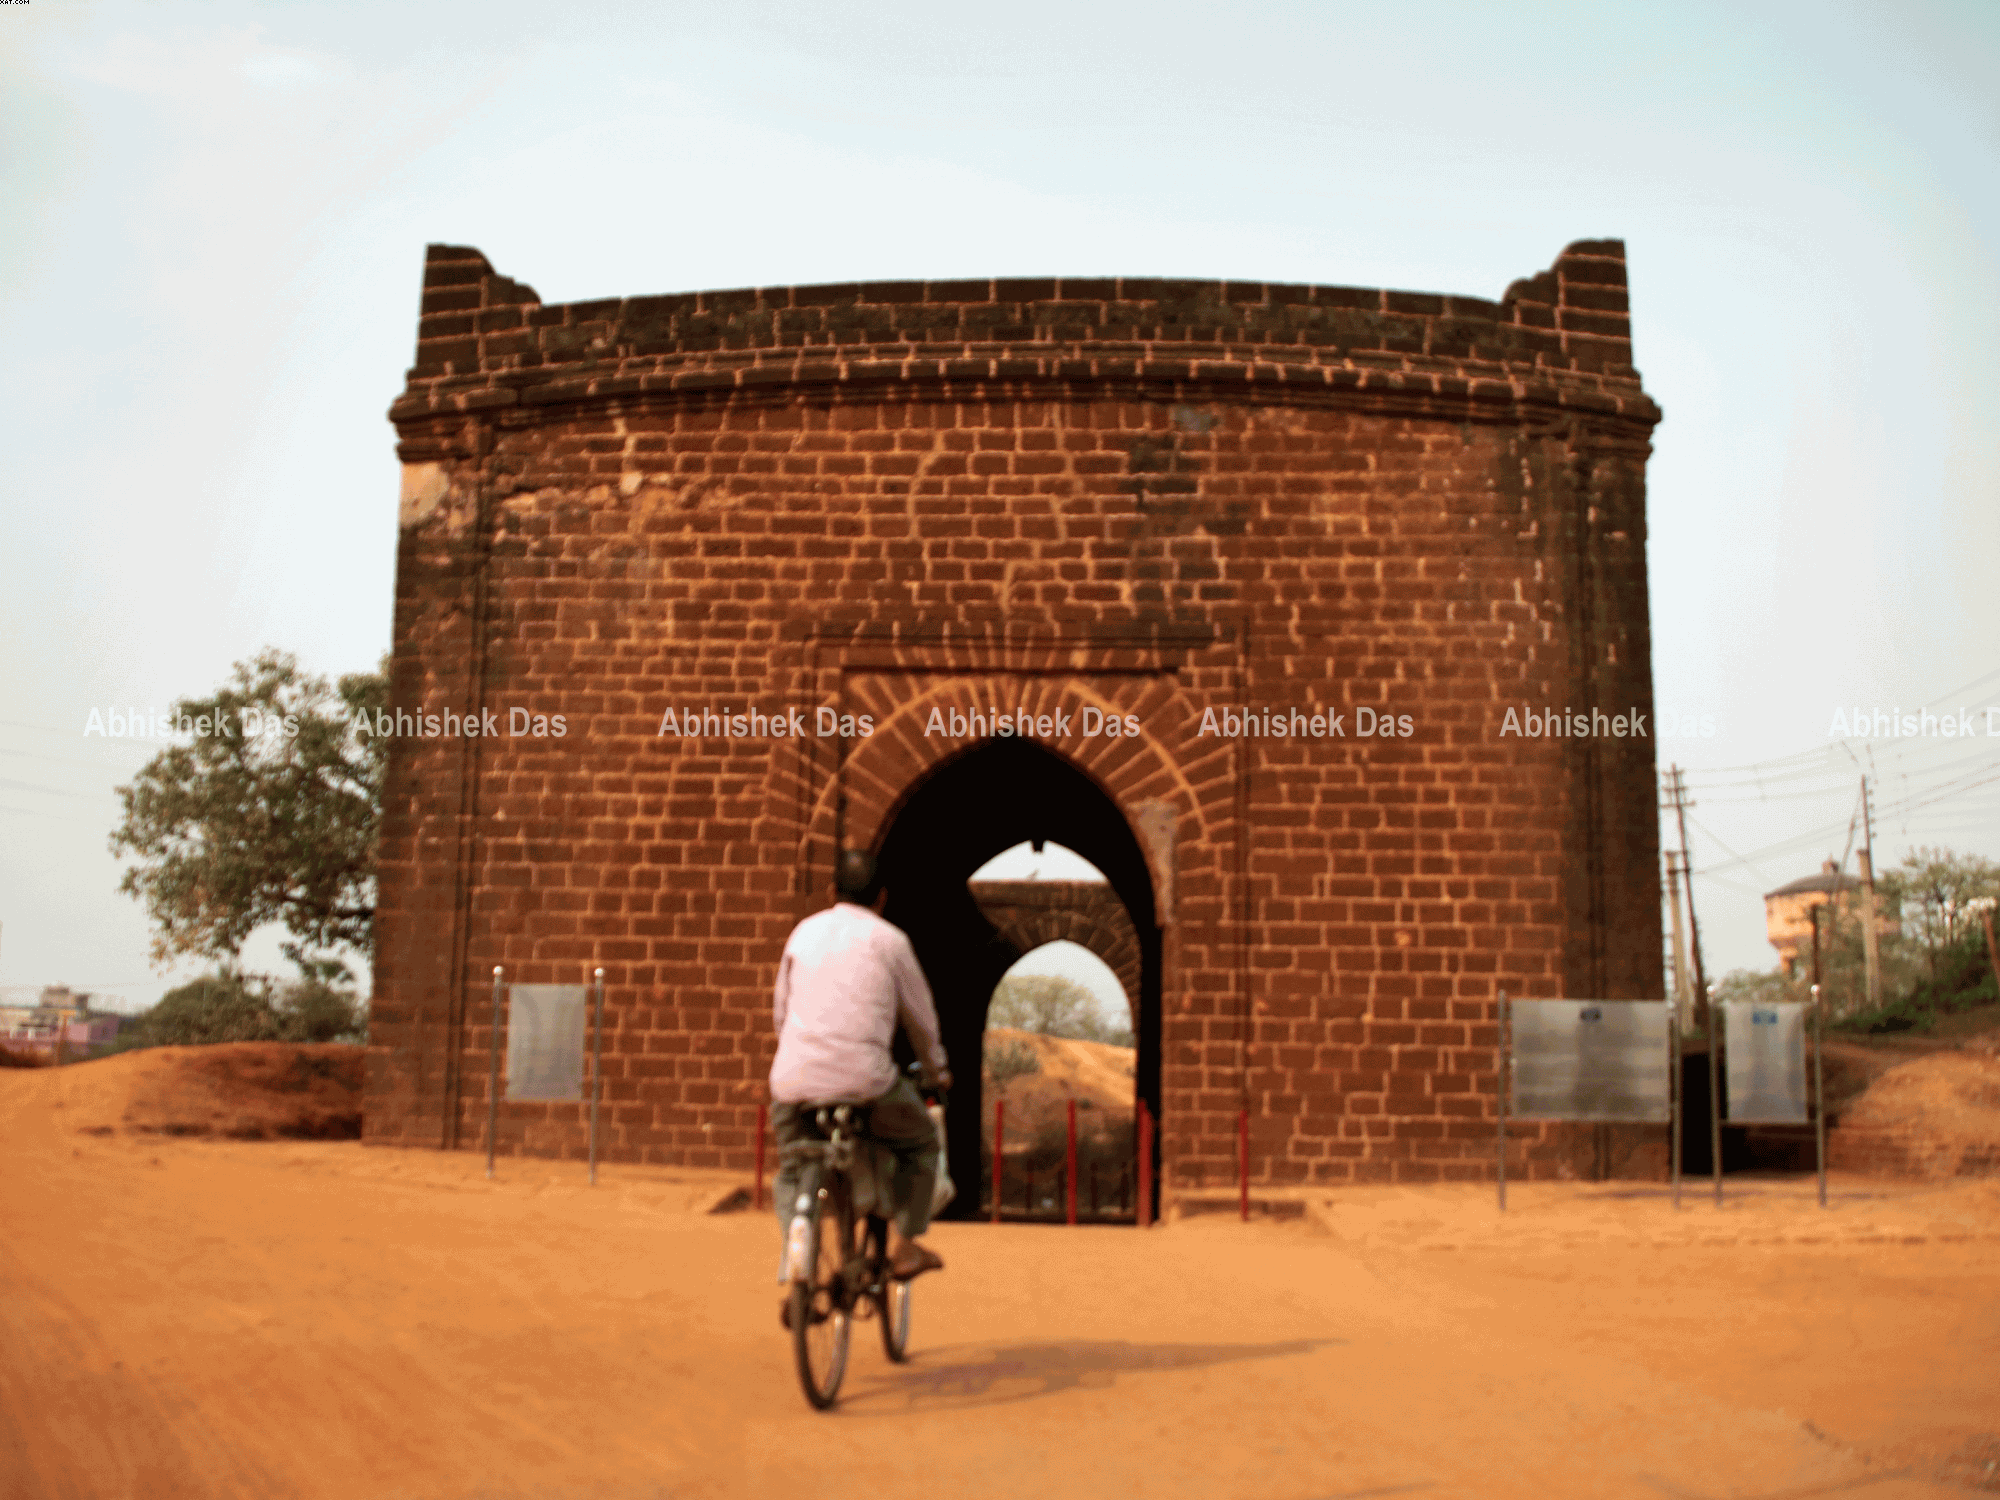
left=1856, top=776, right=1883, bottom=1015
left=1662, top=767, right=1711, bottom=1028
left=1664, top=850, right=1693, bottom=1022
left=1663, top=766, right=1718, bottom=1193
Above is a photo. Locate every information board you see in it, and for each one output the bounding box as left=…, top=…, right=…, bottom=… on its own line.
left=1721, top=1000, right=1809, bottom=1123
left=506, top=984, right=589, bottom=1102
left=1508, top=999, right=1673, bottom=1123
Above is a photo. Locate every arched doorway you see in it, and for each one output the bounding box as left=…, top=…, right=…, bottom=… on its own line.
left=875, top=736, right=1161, bottom=1221
left=983, top=939, right=1138, bottom=1220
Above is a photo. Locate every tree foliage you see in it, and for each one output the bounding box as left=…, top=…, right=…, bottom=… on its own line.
left=109, top=649, right=387, bottom=978
left=109, top=969, right=369, bottom=1051
left=1717, top=843, right=2000, bottom=1034
left=1711, top=968, right=1795, bottom=1008
left=987, top=972, right=1133, bottom=1046
left=1880, top=846, right=2000, bottom=982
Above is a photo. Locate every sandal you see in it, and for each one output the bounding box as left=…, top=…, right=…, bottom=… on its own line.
left=888, top=1245, right=944, bottom=1281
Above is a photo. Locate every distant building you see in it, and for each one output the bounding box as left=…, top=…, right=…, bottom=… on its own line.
left=0, top=985, right=122, bottom=1057
left=1763, top=862, right=1896, bottom=976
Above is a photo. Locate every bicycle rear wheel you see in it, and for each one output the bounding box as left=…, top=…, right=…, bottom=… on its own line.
left=878, top=1278, right=912, bottom=1362
left=789, top=1183, right=854, bottom=1410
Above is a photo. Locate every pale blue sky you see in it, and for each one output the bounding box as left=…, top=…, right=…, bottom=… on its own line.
left=3, top=0, right=1996, bottom=1010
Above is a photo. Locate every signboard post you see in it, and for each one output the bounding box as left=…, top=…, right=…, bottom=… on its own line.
left=1720, top=1000, right=1808, bottom=1124
left=505, top=985, right=590, bottom=1103
left=1499, top=997, right=1674, bottom=1212
left=1667, top=999, right=1681, bottom=1210
left=588, top=967, right=605, bottom=1187
left=1813, top=983, right=1828, bottom=1208
left=1706, top=983, right=1723, bottom=1206
left=1495, top=991, right=1509, bottom=1212
left=1720, top=995, right=1824, bottom=1209
left=486, top=971, right=595, bottom=1182
left=486, top=967, right=503, bottom=1180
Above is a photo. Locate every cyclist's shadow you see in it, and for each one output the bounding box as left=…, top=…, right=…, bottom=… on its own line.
left=839, top=1337, right=1342, bottom=1413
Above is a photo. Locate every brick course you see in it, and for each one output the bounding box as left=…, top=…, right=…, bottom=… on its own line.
left=366, top=239, right=1666, bottom=1199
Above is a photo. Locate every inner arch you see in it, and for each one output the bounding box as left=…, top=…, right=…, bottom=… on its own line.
left=875, top=735, right=1161, bottom=1220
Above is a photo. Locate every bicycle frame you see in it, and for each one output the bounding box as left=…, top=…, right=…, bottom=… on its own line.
left=780, top=1089, right=936, bottom=1407
left=779, top=1106, right=891, bottom=1286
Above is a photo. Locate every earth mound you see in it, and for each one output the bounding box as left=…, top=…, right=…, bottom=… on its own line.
left=1828, top=1037, right=2000, bottom=1177
left=981, top=1027, right=1135, bottom=1144
left=0, top=1043, right=364, bottom=1141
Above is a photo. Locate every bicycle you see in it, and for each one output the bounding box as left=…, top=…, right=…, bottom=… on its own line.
left=777, top=1085, right=942, bottom=1410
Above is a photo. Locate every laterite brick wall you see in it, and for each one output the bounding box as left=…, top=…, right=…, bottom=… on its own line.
left=364, top=238, right=1666, bottom=1195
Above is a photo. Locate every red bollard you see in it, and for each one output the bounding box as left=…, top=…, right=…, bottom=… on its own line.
left=1137, top=1098, right=1154, bottom=1228
left=754, top=1101, right=767, bottom=1212
left=1065, top=1097, right=1078, bottom=1225
left=992, top=1098, right=1004, bottom=1224
left=1238, top=1107, right=1249, bottom=1222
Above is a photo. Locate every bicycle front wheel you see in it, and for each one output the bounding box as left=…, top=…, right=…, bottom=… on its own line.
left=789, top=1185, right=854, bottom=1410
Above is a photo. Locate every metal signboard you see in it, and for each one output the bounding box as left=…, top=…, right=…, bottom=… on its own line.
left=506, top=984, right=589, bottom=1102
left=1722, top=1000, right=1809, bottom=1123
left=1508, top=999, right=1672, bottom=1123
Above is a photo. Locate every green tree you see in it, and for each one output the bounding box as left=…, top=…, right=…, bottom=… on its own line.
left=1882, top=847, right=2000, bottom=984
left=109, top=649, right=388, bottom=981
left=987, top=973, right=1133, bottom=1046
left=1791, top=844, right=2000, bottom=1033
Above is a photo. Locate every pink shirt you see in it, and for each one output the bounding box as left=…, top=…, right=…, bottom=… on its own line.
left=770, top=901, right=948, bottom=1104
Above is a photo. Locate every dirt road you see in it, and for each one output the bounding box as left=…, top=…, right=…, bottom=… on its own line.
left=4, top=1060, right=1997, bottom=1499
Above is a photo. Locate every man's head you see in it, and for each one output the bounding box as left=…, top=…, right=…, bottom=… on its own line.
left=835, top=848, right=884, bottom=908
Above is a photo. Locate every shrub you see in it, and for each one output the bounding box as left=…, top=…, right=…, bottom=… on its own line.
left=138, top=973, right=281, bottom=1044
left=272, top=977, right=368, bottom=1044
left=984, top=1036, right=1041, bottom=1087
left=1836, top=929, right=2000, bottom=1035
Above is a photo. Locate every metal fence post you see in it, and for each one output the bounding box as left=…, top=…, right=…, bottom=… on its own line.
left=992, top=1098, right=1004, bottom=1224
left=1065, top=1098, right=1078, bottom=1225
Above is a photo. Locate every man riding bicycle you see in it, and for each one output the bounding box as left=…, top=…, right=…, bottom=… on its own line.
left=770, top=849, right=952, bottom=1298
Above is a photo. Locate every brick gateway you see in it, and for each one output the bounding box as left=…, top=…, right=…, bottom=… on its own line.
left=363, top=240, right=1667, bottom=1207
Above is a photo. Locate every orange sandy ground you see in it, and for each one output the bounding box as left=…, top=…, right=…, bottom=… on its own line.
left=5, top=1054, right=1999, bottom=1500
